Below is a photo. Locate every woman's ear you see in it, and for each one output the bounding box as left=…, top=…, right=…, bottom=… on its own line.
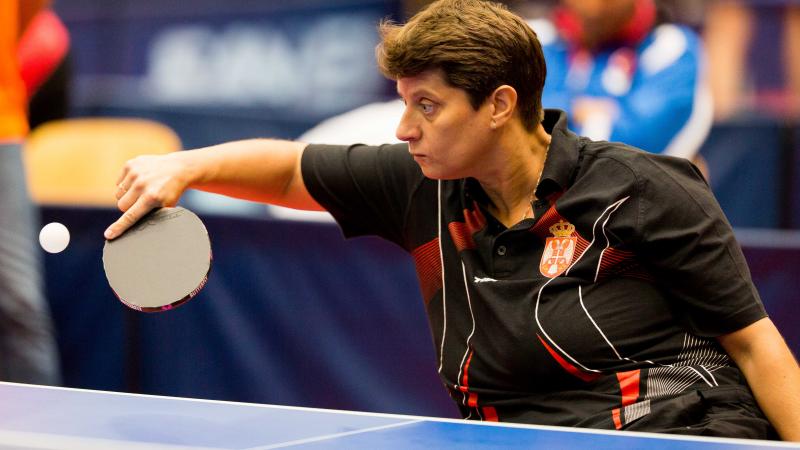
left=489, top=85, right=518, bottom=128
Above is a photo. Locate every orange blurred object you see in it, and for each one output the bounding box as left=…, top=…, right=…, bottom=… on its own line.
left=23, top=118, right=181, bottom=206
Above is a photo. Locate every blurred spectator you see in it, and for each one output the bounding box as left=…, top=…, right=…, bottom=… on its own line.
left=704, top=1, right=800, bottom=120
left=657, top=0, right=708, bottom=28
left=534, top=0, right=712, bottom=161
left=17, top=8, right=71, bottom=129
left=0, top=0, right=61, bottom=384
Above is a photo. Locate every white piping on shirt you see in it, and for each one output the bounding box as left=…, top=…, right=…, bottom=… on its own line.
left=594, top=198, right=630, bottom=282
left=437, top=180, right=447, bottom=374
left=456, top=260, right=478, bottom=409
left=568, top=199, right=722, bottom=390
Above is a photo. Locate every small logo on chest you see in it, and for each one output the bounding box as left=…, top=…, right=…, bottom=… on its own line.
left=473, top=276, right=498, bottom=283
left=540, top=220, right=576, bottom=278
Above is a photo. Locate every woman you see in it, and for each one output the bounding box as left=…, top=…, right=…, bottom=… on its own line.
left=106, top=0, right=799, bottom=439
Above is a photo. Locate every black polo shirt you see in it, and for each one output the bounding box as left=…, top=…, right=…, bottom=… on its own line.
left=300, top=109, right=774, bottom=438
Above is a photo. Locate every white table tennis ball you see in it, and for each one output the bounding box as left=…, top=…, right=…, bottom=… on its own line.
left=39, top=222, right=70, bottom=254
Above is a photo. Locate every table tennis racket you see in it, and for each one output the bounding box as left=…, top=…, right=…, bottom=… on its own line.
left=102, top=206, right=212, bottom=312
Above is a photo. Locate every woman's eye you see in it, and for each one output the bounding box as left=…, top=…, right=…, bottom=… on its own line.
left=420, top=102, right=435, bottom=114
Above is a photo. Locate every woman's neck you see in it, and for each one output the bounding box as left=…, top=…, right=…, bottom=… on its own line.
left=477, top=122, right=551, bottom=228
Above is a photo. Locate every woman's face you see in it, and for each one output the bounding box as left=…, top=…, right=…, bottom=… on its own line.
left=395, top=69, right=495, bottom=180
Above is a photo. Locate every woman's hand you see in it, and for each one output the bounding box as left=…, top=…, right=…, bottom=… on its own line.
left=105, top=151, right=195, bottom=240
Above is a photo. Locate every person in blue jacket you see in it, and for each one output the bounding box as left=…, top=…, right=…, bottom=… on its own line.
left=533, top=0, right=712, bottom=161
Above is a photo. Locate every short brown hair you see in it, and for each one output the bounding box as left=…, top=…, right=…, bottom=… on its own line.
left=376, top=0, right=546, bottom=130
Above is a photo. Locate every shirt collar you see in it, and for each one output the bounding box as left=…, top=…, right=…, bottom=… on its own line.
left=463, top=109, right=580, bottom=204
left=535, top=109, right=580, bottom=199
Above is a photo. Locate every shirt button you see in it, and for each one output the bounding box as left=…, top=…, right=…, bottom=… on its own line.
left=496, top=245, right=507, bottom=256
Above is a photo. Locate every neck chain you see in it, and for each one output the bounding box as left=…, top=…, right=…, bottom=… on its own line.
left=521, top=143, right=550, bottom=222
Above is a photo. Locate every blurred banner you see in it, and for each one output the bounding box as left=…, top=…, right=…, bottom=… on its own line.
left=55, top=0, right=401, bottom=146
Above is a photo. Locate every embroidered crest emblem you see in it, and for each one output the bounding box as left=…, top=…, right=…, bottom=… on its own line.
left=540, top=220, right=576, bottom=278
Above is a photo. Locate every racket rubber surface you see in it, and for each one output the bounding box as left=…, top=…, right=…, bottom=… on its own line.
left=102, top=206, right=212, bottom=312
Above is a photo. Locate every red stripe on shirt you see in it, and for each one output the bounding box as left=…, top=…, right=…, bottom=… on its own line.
left=458, top=349, right=484, bottom=415
left=537, top=334, right=601, bottom=383
left=530, top=205, right=563, bottom=238
left=482, top=406, right=499, bottom=422
left=460, top=349, right=474, bottom=389
left=448, top=205, right=487, bottom=252
left=616, top=369, right=640, bottom=407
left=612, top=408, right=623, bottom=429
left=467, top=392, right=478, bottom=408
left=597, top=247, right=639, bottom=280
left=464, top=203, right=487, bottom=234
left=448, top=221, right=476, bottom=251
left=411, top=238, right=442, bottom=305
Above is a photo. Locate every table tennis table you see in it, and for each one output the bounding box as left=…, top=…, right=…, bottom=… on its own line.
left=0, top=382, right=796, bottom=450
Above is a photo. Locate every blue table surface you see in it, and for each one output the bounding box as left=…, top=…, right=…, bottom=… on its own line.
left=0, top=382, right=796, bottom=450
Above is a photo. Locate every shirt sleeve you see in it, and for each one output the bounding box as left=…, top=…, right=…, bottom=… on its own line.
left=635, top=155, right=767, bottom=337
left=300, top=143, right=424, bottom=248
